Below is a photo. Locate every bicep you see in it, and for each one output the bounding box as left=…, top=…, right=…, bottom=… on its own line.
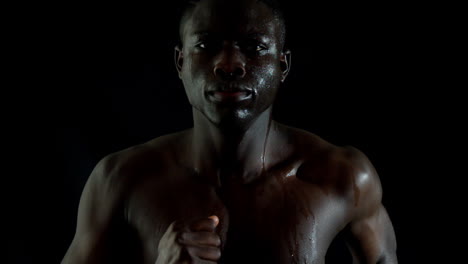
left=62, top=158, right=123, bottom=264
left=342, top=147, right=397, bottom=263
left=344, top=205, right=397, bottom=264
left=62, top=229, right=109, bottom=264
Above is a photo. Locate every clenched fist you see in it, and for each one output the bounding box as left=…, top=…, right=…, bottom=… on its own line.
left=156, top=216, right=221, bottom=264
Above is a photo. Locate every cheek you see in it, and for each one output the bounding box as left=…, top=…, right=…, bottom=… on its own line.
left=183, top=56, right=214, bottom=88
left=186, top=52, right=212, bottom=73
left=181, top=56, right=210, bottom=106
left=181, top=55, right=201, bottom=85
left=252, top=62, right=282, bottom=88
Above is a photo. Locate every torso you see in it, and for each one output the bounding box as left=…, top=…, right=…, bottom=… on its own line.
left=116, top=124, right=357, bottom=264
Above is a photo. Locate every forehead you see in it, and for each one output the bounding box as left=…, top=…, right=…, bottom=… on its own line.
left=182, top=0, right=280, bottom=40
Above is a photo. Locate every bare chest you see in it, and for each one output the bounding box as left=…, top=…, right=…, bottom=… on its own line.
left=126, top=172, right=349, bottom=264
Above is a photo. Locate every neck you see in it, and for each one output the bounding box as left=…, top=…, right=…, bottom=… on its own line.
left=191, top=106, right=276, bottom=186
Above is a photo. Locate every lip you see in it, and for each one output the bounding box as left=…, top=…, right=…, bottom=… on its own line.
left=206, top=87, right=254, bottom=103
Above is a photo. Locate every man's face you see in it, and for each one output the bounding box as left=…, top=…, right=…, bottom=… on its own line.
left=176, top=0, right=290, bottom=129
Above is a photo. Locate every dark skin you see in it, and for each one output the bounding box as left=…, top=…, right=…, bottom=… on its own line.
left=63, top=0, right=397, bottom=263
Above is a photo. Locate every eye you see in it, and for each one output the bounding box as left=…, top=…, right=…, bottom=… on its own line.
left=255, top=45, right=267, bottom=52
left=195, top=39, right=221, bottom=51
left=195, top=42, right=208, bottom=49
left=247, top=44, right=267, bottom=54
left=240, top=40, right=268, bottom=54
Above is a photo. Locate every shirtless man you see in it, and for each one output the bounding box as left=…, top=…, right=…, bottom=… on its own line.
left=62, top=0, right=397, bottom=263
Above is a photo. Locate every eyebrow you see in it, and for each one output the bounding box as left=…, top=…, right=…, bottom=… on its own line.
left=245, top=32, right=273, bottom=44
left=245, top=32, right=268, bottom=38
left=192, top=31, right=218, bottom=37
left=192, top=31, right=269, bottom=39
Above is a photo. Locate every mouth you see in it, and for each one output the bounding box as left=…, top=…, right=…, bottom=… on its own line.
left=206, top=87, right=254, bottom=103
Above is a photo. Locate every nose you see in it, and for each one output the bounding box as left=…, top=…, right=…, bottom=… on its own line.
left=213, top=46, right=246, bottom=81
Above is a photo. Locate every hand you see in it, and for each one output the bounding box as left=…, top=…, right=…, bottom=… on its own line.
left=156, top=215, right=221, bottom=264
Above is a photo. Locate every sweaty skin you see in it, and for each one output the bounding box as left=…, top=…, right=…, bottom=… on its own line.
left=62, top=0, right=397, bottom=263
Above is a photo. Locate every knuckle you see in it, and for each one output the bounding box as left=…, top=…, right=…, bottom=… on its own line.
left=215, top=236, right=221, bottom=246
left=177, top=231, right=187, bottom=242
left=212, top=248, right=221, bottom=259
left=186, top=246, right=198, bottom=257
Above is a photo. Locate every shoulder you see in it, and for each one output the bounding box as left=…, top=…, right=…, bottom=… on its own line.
left=87, top=129, right=191, bottom=197
left=338, top=146, right=383, bottom=213
left=282, top=124, right=382, bottom=211
left=76, top=130, right=190, bottom=226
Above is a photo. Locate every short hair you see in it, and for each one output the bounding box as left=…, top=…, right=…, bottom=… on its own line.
left=178, top=0, right=287, bottom=50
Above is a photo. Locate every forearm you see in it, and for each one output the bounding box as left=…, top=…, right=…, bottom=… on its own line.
left=350, top=251, right=397, bottom=264
left=377, top=252, right=398, bottom=264
left=62, top=238, right=108, bottom=264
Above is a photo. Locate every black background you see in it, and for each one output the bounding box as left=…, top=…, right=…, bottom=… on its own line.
left=7, top=1, right=459, bottom=263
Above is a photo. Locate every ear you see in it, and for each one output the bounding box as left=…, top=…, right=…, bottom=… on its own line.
left=174, top=45, right=184, bottom=78
left=280, top=49, right=291, bottom=83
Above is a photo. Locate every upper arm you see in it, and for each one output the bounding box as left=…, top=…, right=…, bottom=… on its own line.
left=342, top=147, right=398, bottom=264
left=62, top=155, right=126, bottom=264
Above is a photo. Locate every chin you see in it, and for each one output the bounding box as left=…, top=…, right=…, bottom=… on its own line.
left=210, top=108, right=257, bottom=132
